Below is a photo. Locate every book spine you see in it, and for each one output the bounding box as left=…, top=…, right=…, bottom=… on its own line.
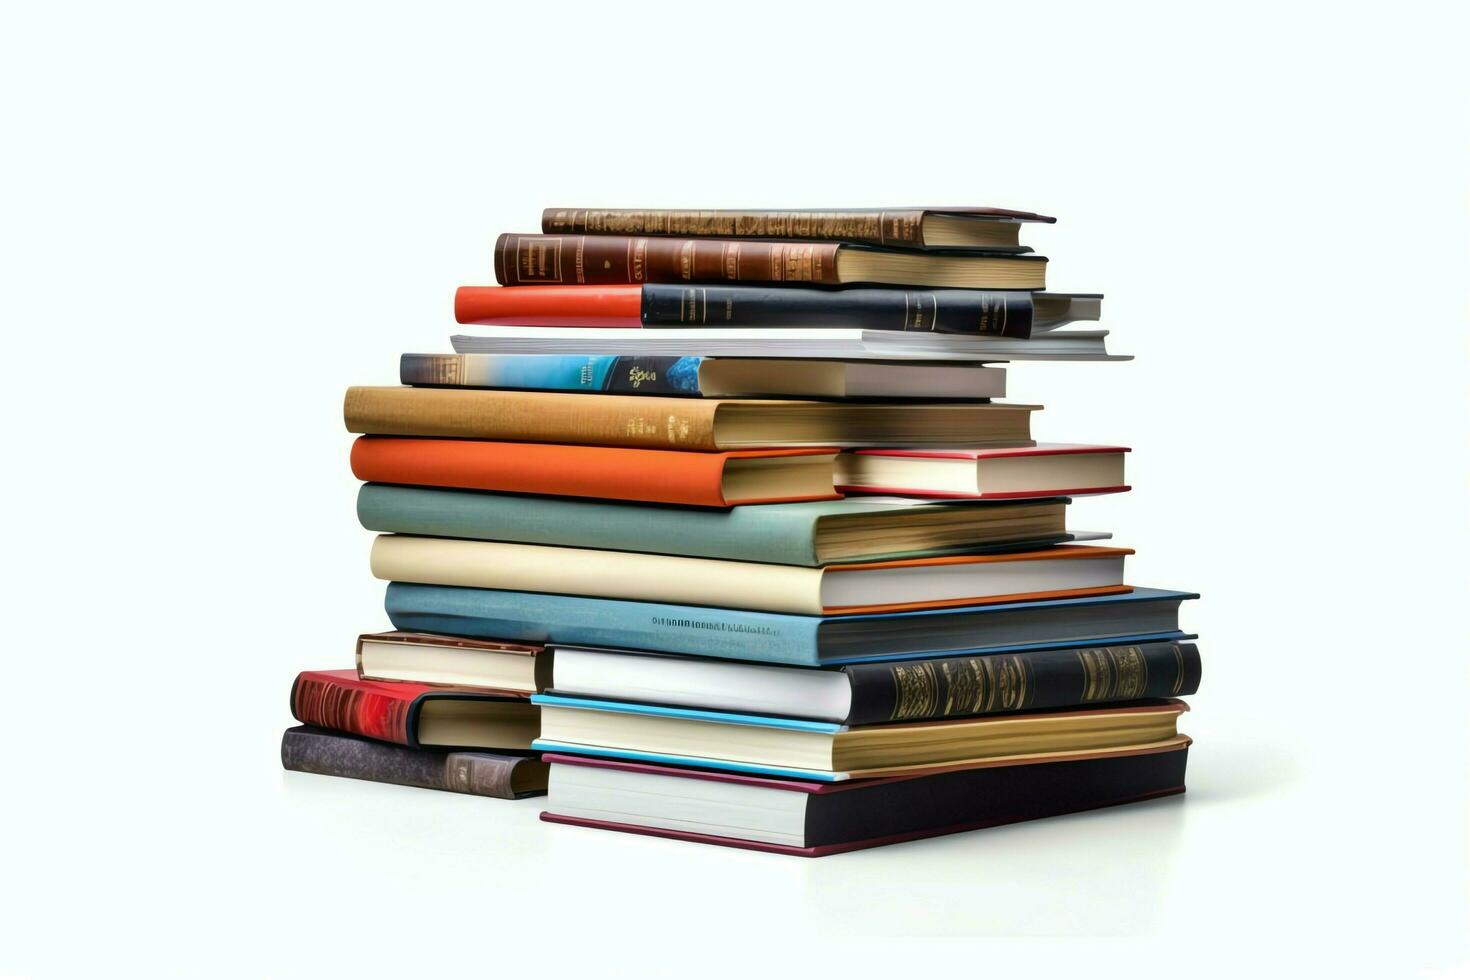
left=640, top=285, right=1033, bottom=338
left=542, top=208, right=925, bottom=247
left=358, top=484, right=823, bottom=566
left=454, top=284, right=643, bottom=326
left=400, top=353, right=706, bottom=396
left=289, top=673, right=414, bottom=746
left=385, top=583, right=826, bottom=666
left=343, top=387, right=721, bottom=450
left=842, top=641, right=1202, bottom=725
left=495, top=234, right=843, bottom=286
left=280, top=727, right=542, bottom=799
left=349, top=438, right=737, bottom=507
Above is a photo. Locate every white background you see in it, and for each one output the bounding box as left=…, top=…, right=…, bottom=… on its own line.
left=2, top=2, right=1467, bottom=977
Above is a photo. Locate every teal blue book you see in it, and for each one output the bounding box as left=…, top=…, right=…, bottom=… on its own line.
left=384, top=583, right=1196, bottom=667
left=358, top=484, right=1073, bottom=566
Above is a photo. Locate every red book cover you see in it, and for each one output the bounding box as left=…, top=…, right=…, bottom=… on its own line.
left=455, top=285, right=642, bottom=326
left=289, top=669, right=528, bottom=748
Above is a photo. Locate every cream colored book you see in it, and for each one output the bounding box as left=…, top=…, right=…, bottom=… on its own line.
left=369, top=535, right=1133, bottom=615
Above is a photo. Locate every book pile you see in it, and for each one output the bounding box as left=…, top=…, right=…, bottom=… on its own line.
left=282, top=206, right=1201, bottom=855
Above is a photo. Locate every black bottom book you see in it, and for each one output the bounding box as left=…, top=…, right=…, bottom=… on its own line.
left=539, top=744, right=1188, bottom=856
left=281, top=726, right=548, bottom=799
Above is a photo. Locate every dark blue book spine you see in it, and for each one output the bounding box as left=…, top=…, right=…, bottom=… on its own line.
left=640, top=284, right=1034, bottom=338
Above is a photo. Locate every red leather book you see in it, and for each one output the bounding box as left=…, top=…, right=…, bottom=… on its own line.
left=455, top=285, right=642, bottom=326
left=288, top=669, right=537, bottom=750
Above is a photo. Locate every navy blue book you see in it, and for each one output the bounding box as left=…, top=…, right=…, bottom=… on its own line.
left=385, top=584, right=1197, bottom=667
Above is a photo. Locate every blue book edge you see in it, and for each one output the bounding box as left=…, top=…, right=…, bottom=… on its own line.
left=533, top=694, right=846, bottom=733
left=532, top=740, right=848, bottom=782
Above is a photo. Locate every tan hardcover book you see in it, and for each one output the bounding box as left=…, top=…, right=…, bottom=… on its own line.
left=355, top=632, right=551, bottom=694
left=343, top=386, right=1036, bottom=450
left=369, top=536, right=1132, bottom=615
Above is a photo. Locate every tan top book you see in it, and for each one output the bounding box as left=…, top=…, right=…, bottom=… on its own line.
left=343, top=386, right=1036, bottom=450
left=369, top=537, right=1132, bottom=616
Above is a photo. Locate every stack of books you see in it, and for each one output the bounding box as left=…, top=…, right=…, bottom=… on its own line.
left=282, top=205, right=1201, bottom=855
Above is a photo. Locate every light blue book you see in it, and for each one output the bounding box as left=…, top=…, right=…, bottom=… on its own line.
left=385, top=583, right=1196, bottom=667
left=358, top=484, right=1076, bottom=566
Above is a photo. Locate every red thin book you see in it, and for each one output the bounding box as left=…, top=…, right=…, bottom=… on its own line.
left=288, top=669, right=538, bottom=750
left=456, top=285, right=642, bottom=326
left=835, top=443, right=1130, bottom=499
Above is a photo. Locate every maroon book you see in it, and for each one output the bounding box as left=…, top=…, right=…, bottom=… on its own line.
left=540, top=743, right=1188, bottom=857
left=289, top=669, right=537, bottom=750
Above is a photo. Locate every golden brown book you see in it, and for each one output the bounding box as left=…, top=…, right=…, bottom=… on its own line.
left=343, top=386, right=1036, bottom=450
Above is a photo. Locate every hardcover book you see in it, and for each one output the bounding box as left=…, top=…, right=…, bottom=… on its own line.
left=350, top=437, right=838, bottom=507
left=357, top=485, right=1080, bottom=566
left=494, top=233, right=1048, bottom=289
left=450, top=327, right=1123, bottom=361
left=547, top=640, right=1202, bottom=725
left=540, top=744, right=1189, bottom=856
left=343, top=386, right=1037, bottom=449
left=383, top=583, right=1197, bottom=667
left=370, top=536, right=1134, bottom=615
left=281, top=726, right=548, bottom=799
left=356, top=631, right=550, bottom=693
left=453, top=284, right=1103, bottom=336
left=289, top=669, right=539, bottom=750
left=531, top=695, right=1189, bottom=781
left=539, top=206, right=1055, bottom=250
left=837, top=444, right=1131, bottom=499
left=400, top=353, right=1008, bottom=400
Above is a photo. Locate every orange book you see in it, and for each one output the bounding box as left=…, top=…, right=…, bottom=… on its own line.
left=350, top=437, right=839, bottom=507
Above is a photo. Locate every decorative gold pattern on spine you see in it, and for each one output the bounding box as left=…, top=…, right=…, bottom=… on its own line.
left=543, top=208, right=924, bottom=246
left=891, top=662, right=940, bottom=720
left=890, top=655, right=1032, bottom=721
left=1076, top=646, right=1149, bottom=702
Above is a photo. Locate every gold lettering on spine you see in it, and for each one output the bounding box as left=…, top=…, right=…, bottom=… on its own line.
left=889, top=655, right=1032, bottom=721
left=1076, top=646, right=1148, bottom=702
left=891, top=662, right=940, bottom=720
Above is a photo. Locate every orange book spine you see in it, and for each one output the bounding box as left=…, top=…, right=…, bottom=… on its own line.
left=352, top=437, right=775, bottom=507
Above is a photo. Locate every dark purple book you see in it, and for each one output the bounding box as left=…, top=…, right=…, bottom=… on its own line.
left=540, top=744, right=1188, bottom=856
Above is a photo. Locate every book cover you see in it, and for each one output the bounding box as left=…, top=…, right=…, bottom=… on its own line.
left=356, top=484, right=1075, bottom=567
left=401, top=353, right=706, bottom=396
left=369, top=535, right=1134, bottom=616
left=539, top=206, right=1054, bottom=249
left=288, top=669, right=528, bottom=749
left=539, top=744, right=1188, bottom=856
left=493, top=233, right=1047, bottom=288
left=343, top=386, right=1037, bottom=450
left=350, top=438, right=837, bottom=507
left=453, top=284, right=1071, bottom=337
left=384, top=583, right=1197, bottom=667
left=280, top=726, right=547, bottom=799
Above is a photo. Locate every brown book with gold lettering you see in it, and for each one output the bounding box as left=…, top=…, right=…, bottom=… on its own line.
left=343, top=385, right=1037, bottom=449
left=494, top=233, right=1047, bottom=289
left=541, top=206, right=1054, bottom=250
